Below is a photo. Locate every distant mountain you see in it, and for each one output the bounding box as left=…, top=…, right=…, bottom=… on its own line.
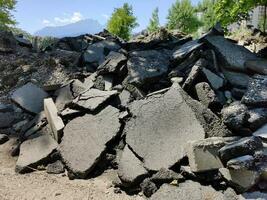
left=34, top=19, right=104, bottom=38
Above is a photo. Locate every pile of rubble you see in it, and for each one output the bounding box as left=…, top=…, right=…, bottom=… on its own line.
left=0, top=26, right=267, bottom=199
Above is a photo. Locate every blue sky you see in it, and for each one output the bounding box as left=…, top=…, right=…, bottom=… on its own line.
left=13, top=0, right=200, bottom=34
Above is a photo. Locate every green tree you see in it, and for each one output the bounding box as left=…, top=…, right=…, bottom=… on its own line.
left=215, top=0, right=267, bottom=32
left=0, top=0, right=17, bottom=29
left=147, top=7, right=160, bottom=33
left=197, top=0, right=217, bottom=31
left=107, top=3, right=138, bottom=40
left=167, top=0, right=202, bottom=34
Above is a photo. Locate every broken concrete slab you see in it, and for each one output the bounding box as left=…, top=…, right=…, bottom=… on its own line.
left=103, top=75, right=113, bottom=91
left=221, top=68, right=250, bottom=89
left=118, top=89, right=132, bottom=108
left=172, top=39, right=203, bottom=61
left=242, top=75, right=267, bottom=107
left=11, top=83, right=49, bottom=114
left=195, top=82, right=220, bottom=109
left=248, top=108, right=267, bottom=131
left=44, top=98, right=65, bottom=142
left=71, top=78, right=94, bottom=98
left=47, top=160, right=65, bottom=174
left=182, top=63, right=202, bottom=91
left=150, top=181, right=225, bottom=200
left=59, top=106, right=121, bottom=178
left=219, top=136, right=263, bottom=162
left=253, top=124, right=267, bottom=141
left=0, top=112, right=15, bottom=128
left=221, top=101, right=250, bottom=134
left=55, top=84, right=74, bottom=111
left=16, top=134, right=58, bottom=173
left=227, top=155, right=255, bottom=170
left=219, top=168, right=260, bottom=193
left=245, top=59, right=267, bottom=75
left=202, top=68, right=224, bottom=90
left=125, top=83, right=206, bottom=171
left=186, top=137, right=239, bottom=172
left=72, top=89, right=118, bottom=111
left=204, top=35, right=258, bottom=72
left=117, top=145, right=148, bottom=187
left=125, top=50, right=170, bottom=87
left=0, top=134, right=9, bottom=145
left=97, top=51, right=127, bottom=74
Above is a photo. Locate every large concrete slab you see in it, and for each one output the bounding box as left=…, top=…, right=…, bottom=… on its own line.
left=16, top=134, right=58, bottom=173
left=11, top=83, right=49, bottom=114
left=59, top=106, right=121, bottom=178
left=150, top=181, right=225, bottom=200
left=44, top=98, right=65, bottom=142
left=125, top=83, right=206, bottom=171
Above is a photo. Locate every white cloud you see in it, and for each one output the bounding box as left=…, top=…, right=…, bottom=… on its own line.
left=42, top=12, right=83, bottom=27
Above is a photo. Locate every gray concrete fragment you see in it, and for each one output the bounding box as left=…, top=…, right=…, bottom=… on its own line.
left=47, top=160, right=65, bottom=174
left=182, top=64, right=201, bottom=91
left=103, top=75, right=113, bottom=91
left=118, top=90, right=132, bottom=107
left=202, top=68, right=224, bottom=90
left=248, top=108, right=267, bottom=131
left=227, top=155, right=255, bottom=170
left=172, top=40, right=203, bottom=61
left=44, top=98, right=65, bottom=142
left=253, top=124, right=267, bottom=141
left=195, top=82, right=219, bottom=109
left=242, top=75, right=267, bottom=107
left=16, top=134, right=58, bottom=173
left=125, top=83, right=206, bottom=171
left=186, top=137, right=239, bottom=172
left=11, top=83, right=49, bottom=114
left=117, top=145, right=148, bottom=187
left=151, top=181, right=225, bottom=200
left=73, top=89, right=118, bottom=111
left=59, top=106, right=121, bottom=178
left=55, top=84, right=74, bottom=111
left=245, top=59, right=267, bottom=75
left=219, top=168, right=260, bottom=192
left=219, top=136, right=263, bottom=162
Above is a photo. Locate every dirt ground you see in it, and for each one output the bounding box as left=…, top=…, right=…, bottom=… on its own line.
left=0, top=138, right=145, bottom=200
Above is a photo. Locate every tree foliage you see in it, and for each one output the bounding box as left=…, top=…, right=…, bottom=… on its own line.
left=147, top=7, right=160, bottom=33
left=215, top=0, right=267, bottom=28
left=0, top=0, right=16, bottom=29
left=107, top=3, right=138, bottom=40
left=167, top=0, right=202, bottom=34
left=197, top=0, right=217, bottom=31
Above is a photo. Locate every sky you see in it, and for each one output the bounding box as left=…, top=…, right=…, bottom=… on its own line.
left=12, top=0, right=200, bottom=34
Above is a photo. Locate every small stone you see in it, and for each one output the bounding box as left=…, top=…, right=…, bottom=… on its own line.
left=219, top=136, right=263, bottom=162
left=140, top=178, right=158, bottom=197
left=150, top=168, right=183, bottom=184
left=47, top=160, right=65, bottom=174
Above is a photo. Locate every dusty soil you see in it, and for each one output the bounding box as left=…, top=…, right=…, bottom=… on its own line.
left=0, top=138, right=145, bottom=200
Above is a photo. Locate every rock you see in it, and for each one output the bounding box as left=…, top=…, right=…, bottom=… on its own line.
left=242, top=192, right=267, bottom=200
left=125, top=50, right=170, bottom=87
left=226, top=155, right=255, bottom=170
left=44, top=98, right=65, bottom=142
left=221, top=68, right=249, bottom=89
left=172, top=40, right=203, bottom=61
left=55, top=84, right=74, bottom=111
left=182, top=63, right=202, bottom=91
left=72, top=89, right=118, bottom=111
left=204, top=35, right=258, bottom=72
left=47, top=160, right=65, bottom=174
left=97, top=51, right=127, bottom=75
left=140, top=178, right=158, bottom=197
left=0, top=112, right=15, bottom=128
left=0, top=103, right=13, bottom=112
left=221, top=101, right=250, bottom=134
left=150, top=181, right=225, bottom=200
left=117, top=145, right=148, bottom=187
left=71, top=78, right=94, bottom=97
left=0, top=134, right=9, bottom=145
left=219, top=168, right=260, bottom=192
left=0, top=30, right=17, bottom=53
left=202, top=68, right=224, bottom=90
left=83, top=40, right=121, bottom=68
left=195, top=82, right=220, bottom=109
left=125, top=83, right=206, bottom=171
left=242, top=75, right=267, bottom=107
left=186, top=137, right=239, bottom=172
left=16, top=134, right=58, bottom=173
left=219, top=136, right=263, bottom=162
left=103, top=75, right=113, bottom=91
left=245, top=59, right=267, bottom=75
left=15, top=36, right=32, bottom=48
left=11, top=83, right=49, bottom=114
left=150, top=168, right=183, bottom=184
left=247, top=108, right=267, bottom=130
left=118, top=89, right=132, bottom=108
left=253, top=124, right=267, bottom=141
left=59, top=106, right=121, bottom=178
